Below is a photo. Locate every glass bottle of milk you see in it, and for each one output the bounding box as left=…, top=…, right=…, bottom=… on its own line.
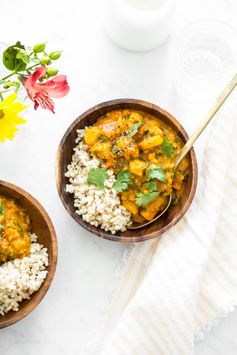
left=125, top=0, right=165, bottom=10
left=103, top=0, right=176, bottom=52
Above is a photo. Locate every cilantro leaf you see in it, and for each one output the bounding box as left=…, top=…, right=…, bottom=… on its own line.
left=135, top=192, right=160, bottom=207
left=87, top=168, right=108, bottom=189
left=147, top=181, right=157, bottom=192
left=113, top=170, right=132, bottom=193
left=147, top=167, right=166, bottom=182
left=0, top=199, right=5, bottom=216
left=98, top=135, right=107, bottom=141
left=128, top=121, right=143, bottom=137
left=162, top=140, right=174, bottom=158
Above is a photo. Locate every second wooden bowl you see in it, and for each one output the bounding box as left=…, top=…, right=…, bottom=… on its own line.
left=0, top=181, right=57, bottom=328
left=56, top=99, right=198, bottom=243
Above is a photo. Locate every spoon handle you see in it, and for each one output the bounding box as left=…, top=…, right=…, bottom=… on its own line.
left=175, top=73, right=237, bottom=168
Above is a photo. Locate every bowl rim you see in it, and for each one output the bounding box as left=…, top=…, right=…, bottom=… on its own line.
left=56, top=98, right=198, bottom=243
left=0, top=180, right=58, bottom=328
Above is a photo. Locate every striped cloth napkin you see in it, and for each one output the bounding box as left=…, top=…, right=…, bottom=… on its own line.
left=92, top=94, right=237, bottom=355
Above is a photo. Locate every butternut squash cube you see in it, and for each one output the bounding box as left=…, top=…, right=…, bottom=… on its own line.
left=129, top=159, right=147, bottom=177
left=85, top=127, right=101, bottom=147
left=122, top=200, right=138, bottom=215
left=138, top=135, right=163, bottom=150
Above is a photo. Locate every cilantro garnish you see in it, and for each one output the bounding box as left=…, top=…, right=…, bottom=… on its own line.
left=113, top=170, right=132, bottom=193
left=0, top=199, right=5, bottom=216
left=147, top=167, right=166, bottom=183
left=128, top=121, right=143, bottom=137
left=162, top=140, right=174, bottom=158
left=87, top=168, right=108, bottom=189
left=135, top=191, right=160, bottom=207
left=147, top=181, right=157, bottom=192
left=98, top=135, right=107, bottom=141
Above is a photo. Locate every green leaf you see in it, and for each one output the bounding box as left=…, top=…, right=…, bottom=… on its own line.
left=128, top=121, right=143, bottom=137
left=98, top=135, right=107, bottom=141
left=147, top=181, right=157, bottom=192
left=87, top=168, right=108, bottom=189
left=3, top=41, right=27, bottom=71
left=0, top=224, right=3, bottom=232
left=133, top=181, right=141, bottom=193
left=162, top=140, right=174, bottom=158
left=113, top=170, right=132, bottom=193
left=0, top=199, right=5, bottom=216
left=14, top=47, right=30, bottom=64
left=147, top=167, right=166, bottom=182
left=135, top=191, right=160, bottom=207
left=2, top=81, right=19, bottom=89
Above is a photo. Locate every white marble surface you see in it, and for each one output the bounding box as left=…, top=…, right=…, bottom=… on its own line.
left=0, top=0, right=237, bottom=354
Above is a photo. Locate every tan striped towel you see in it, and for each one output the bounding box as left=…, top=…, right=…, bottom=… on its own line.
left=92, top=95, right=237, bottom=355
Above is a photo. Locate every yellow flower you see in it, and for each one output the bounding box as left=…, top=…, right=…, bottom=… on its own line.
left=0, top=93, right=27, bottom=142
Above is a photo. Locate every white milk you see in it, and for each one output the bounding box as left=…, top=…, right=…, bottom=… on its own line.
left=103, top=0, right=176, bottom=52
left=124, top=0, right=165, bottom=11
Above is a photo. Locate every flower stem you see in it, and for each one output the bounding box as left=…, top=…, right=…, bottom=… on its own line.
left=0, top=90, right=10, bottom=94
left=0, top=93, right=3, bottom=102
left=1, top=63, right=39, bottom=81
left=24, top=63, right=39, bottom=71
left=1, top=71, right=16, bottom=81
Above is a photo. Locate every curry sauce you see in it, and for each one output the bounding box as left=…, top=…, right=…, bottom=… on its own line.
left=85, top=110, right=189, bottom=224
left=0, top=196, right=31, bottom=263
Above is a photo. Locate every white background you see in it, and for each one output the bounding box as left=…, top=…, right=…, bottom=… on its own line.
left=0, top=0, right=237, bottom=354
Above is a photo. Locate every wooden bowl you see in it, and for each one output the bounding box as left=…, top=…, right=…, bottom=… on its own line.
left=56, top=99, right=198, bottom=243
left=0, top=181, right=57, bottom=328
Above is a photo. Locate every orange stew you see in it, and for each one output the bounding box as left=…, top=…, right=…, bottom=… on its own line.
left=85, top=110, right=189, bottom=223
left=0, top=196, right=31, bottom=263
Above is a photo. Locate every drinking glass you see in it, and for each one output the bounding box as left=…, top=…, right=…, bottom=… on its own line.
left=174, top=20, right=237, bottom=102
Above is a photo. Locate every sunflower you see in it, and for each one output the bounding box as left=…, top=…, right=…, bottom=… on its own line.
left=0, top=93, right=27, bottom=142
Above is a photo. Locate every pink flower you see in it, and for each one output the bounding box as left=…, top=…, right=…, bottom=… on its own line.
left=22, top=66, right=69, bottom=113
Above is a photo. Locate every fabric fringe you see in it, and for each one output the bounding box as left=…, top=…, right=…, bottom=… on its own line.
left=195, top=299, right=237, bottom=342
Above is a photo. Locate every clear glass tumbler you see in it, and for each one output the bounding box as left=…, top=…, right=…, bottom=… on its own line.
left=174, top=19, right=237, bottom=102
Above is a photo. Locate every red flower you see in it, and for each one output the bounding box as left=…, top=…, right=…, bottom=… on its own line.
left=22, top=66, right=69, bottom=113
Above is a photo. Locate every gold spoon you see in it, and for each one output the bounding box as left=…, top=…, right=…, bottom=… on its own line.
left=128, top=73, right=237, bottom=230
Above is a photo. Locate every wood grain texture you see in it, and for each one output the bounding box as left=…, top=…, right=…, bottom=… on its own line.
left=56, top=99, right=198, bottom=243
left=0, top=181, right=58, bottom=329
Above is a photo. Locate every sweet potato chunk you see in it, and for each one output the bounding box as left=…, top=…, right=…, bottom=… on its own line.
left=85, top=127, right=101, bottom=147
left=116, top=136, right=139, bottom=159
left=140, top=196, right=166, bottom=221
left=122, top=200, right=138, bottom=215
left=138, top=135, right=163, bottom=150
left=129, top=159, right=147, bottom=177
left=91, top=142, right=113, bottom=160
